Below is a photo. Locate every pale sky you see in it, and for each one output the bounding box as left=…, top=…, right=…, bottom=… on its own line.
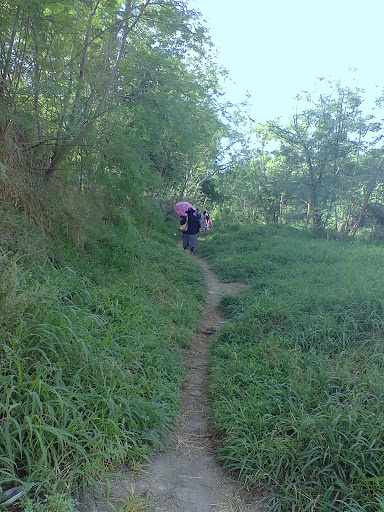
left=190, top=0, right=384, bottom=124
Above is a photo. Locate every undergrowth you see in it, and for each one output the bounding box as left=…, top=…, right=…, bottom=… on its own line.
left=199, top=221, right=384, bottom=511
left=0, top=204, right=204, bottom=511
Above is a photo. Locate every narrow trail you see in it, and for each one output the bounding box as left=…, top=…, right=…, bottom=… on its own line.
left=78, top=256, right=268, bottom=512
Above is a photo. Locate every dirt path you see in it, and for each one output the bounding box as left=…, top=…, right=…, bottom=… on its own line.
left=77, top=256, right=268, bottom=512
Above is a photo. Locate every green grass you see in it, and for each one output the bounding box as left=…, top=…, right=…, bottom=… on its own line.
left=6, top=208, right=384, bottom=511
left=200, top=221, right=384, bottom=511
left=0, top=207, right=204, bottom=511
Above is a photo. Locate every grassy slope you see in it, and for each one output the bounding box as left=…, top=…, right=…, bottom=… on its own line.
left=198, top=222, right=384, bottom=512
left=0, top=204, right=204, bottom=510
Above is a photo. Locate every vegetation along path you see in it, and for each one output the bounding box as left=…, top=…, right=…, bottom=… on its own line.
left=78, top=256, right=267, bottom=512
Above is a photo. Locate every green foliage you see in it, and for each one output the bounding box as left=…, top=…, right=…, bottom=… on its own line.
left=0, top=204, right=204, bottom=509
left=22, top=492, right=77, bottom=512
left=201, top=221, right=384, bottom=511
left=0, top=0, right=235, bottom=209
left=113, top=491, right=153, bottom=512
left=215, top=81, right=384, bottom=237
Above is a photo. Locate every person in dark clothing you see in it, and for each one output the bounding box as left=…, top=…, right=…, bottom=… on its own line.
left=180, top=207, right=200, bottom=253
left=195, top=208, right=203, bottom=229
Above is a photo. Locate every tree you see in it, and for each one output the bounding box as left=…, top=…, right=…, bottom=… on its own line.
left=1, top=0, right=237, bottom=218
left=348, top=151, right=384, bottom=237
left=264, top=83, right=380, bottom=232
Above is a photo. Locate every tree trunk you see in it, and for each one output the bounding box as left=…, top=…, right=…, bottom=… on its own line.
left=304, top=200, right=310, bottom=230
left=279, top=193, right=284, bottom=223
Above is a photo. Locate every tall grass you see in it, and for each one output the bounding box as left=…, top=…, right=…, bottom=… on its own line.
left=199, top=222, right=384, bottom=511
left=0, top=207, right=204, bottom=510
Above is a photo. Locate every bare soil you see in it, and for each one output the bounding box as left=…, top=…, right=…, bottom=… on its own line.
left=77, top=256, right=268, bottom=512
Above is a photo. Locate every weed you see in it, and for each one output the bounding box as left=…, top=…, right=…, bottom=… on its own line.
left=114, top=491, right=152, bottom=512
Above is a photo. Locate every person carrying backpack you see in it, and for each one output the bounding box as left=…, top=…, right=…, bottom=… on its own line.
left=181, top=208, right=200, bottom=253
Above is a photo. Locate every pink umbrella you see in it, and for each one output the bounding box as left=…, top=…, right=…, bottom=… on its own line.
left=173, top=201, right=196, bottom=216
